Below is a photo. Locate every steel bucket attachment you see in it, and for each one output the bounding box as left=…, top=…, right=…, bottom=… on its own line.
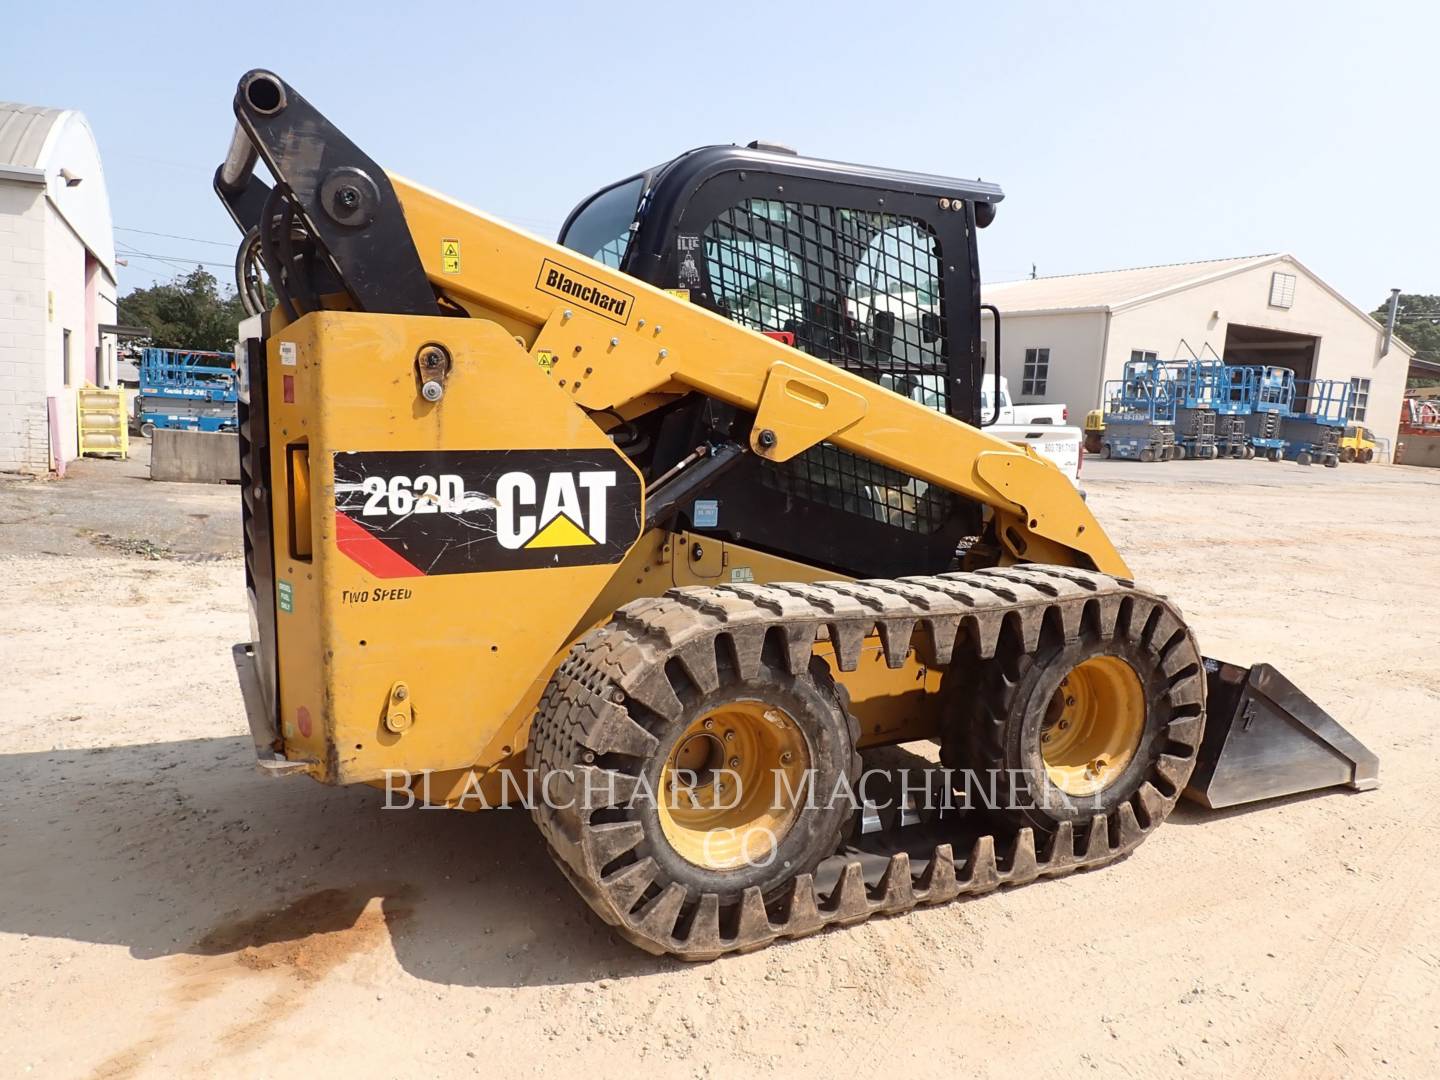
left=1184, top=659, right=1379, bottom=810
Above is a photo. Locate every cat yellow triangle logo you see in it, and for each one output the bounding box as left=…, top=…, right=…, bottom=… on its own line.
left=524, top=513, right=597, bottom=549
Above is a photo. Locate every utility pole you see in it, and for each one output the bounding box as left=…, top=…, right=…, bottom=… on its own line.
left=1382, top=288, right=1400, bottom=356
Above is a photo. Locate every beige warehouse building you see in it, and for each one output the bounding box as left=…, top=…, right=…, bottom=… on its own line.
left=0, top=102, right=118, bottom=474
left=983, top=254, right=1413, bottom=450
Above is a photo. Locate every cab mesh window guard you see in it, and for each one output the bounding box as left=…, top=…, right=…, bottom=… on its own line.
left=705, top=199, right=953, bottom=535
left=766, top=441, right=953, bottom=534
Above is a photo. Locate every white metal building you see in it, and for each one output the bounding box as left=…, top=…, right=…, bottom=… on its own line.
left=0, top=102, right=118, bottom=474
left=983, top=255, right=1414, bottom=449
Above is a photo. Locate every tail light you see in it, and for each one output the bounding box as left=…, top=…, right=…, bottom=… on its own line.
left=1063, top=406, right=1069, bottom=422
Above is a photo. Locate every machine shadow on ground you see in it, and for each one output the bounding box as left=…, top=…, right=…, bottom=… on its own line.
left=0, top=735, right=681, bottom=989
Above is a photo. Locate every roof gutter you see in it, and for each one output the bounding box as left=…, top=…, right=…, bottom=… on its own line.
left=0, top=163, right=46, bottom=185
left=981, top=303, right=1110, bottom=318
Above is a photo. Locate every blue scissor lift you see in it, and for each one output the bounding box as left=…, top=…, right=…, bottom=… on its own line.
left=1165, top=343, right=1227, bottom=460
left=1212, top=366, right=1256, bottom=458
left=1283, top=378, right=1348, bottom=467
left=1099, top=357, right=1177, bottom=462
left=1241, top=365, right=1295, bottom=461
left=137, top=348, right=239, bottom=436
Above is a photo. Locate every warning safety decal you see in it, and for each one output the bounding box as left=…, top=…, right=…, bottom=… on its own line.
left=332, top=449, right=642, bottom=578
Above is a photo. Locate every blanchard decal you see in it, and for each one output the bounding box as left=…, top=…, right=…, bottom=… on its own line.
left=535, top=258, right=634, bottom=325
left=332, top=449, right=642, bottom=578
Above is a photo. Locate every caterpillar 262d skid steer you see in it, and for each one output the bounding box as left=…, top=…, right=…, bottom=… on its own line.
left=217, top=71, right=1378, bottom=959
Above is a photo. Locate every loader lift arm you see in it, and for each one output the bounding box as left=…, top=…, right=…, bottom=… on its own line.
left=217, top=69, right=1124, bottom=578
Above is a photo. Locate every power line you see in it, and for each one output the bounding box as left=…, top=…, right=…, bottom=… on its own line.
left=116, top=243, right=232, bottom=271
left=116, top=225, right=234, bottom=248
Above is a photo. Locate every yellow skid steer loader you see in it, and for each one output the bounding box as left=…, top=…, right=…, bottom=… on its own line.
left=216, top=71, right=1377, bottom=958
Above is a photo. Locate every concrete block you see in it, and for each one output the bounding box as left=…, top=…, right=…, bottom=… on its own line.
left=149, top=428, right=242, bottom=484
left=1395, top=435, right=1440, bottom=469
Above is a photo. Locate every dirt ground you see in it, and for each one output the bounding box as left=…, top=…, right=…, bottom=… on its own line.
left=2, top=450, right=1438, bottom=1080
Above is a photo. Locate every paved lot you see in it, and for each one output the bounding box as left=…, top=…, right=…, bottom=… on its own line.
left=2, top=454, right=1437, bottom=1079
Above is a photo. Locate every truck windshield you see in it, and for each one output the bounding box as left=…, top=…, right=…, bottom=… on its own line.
left=559, top=176, right=645, bottom=268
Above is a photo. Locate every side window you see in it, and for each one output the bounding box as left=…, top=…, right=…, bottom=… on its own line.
left=1022, top=347, right=1049, bottom=397
left=704, top=197, right=953, bottom=535
left=560, top=176, right=645, bottom=269
left=704, top=200, right=945, bottom=406
left=1348, top=377, right=1371, bottom=422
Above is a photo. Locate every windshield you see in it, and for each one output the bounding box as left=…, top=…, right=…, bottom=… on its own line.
left=559, top=176, right=645, bottom=268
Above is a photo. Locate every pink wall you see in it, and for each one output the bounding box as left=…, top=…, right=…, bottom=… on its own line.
left=84, top=253, right=99, bottom=385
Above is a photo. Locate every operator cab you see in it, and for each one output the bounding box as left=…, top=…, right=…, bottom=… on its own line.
left=559, top=143, right=1002, bottom=427
left=559, top=145, right=1005, bottom=578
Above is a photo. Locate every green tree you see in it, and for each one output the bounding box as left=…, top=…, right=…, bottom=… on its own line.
left=1370, top=293, right=1440, bottom=387
left=118, top=267, right=249, bottom=352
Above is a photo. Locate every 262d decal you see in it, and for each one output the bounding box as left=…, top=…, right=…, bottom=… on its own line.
left=332, top=449, right=642, bottom=578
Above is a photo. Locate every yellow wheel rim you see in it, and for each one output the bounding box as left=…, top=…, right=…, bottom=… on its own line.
left=1040, top=656, right=1146, bottom=797
left=657, top=701, right=811, bottom=870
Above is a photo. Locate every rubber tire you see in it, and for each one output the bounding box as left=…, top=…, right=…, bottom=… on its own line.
left=1174, top=445, right=1187, bottom=461
left=1140, top=448, right=1156, bottom=463
left=1297, top=451, right=1312, bottom=467
left=140, top=422, right=156, bottom=439
left=1362, top=449, right=1374, bottom=463
left=1245, top=446, right=1256, bottom=460
left=1100, top=443, right=1112, bottom=460
left=1267, top=448, right=1281, bottom=462
left=626, top=655, right=860, bottom=907
left=1341, top=447, right=1356, bottom=463
left=941, top=620, right=1198, bottom=836
left=1324, top=455, right=1339, bottom=468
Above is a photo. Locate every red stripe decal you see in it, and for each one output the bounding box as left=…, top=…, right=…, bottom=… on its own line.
left=334, top=511, right=425, bottom=578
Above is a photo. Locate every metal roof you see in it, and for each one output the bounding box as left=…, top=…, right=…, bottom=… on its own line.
left=984, top=252, right=1415, bottom=357
left=984, top=255, right=1277, bottom=314
left=0, top=102, right=68, bottom=171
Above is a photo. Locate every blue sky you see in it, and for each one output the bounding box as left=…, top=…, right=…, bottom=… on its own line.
left=4, top=0, right=1432, bottom=312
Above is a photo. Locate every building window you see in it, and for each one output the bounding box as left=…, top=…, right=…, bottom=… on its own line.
left=1022, top=347, right=1049, bottom=397
left=1347, top=377, right=1370, bottom=422
left=1269, top=272, right=1296, bottom=309
left=1130, top=349, right=1157, bottom=364
left=62, top=329, right=73, bottom=386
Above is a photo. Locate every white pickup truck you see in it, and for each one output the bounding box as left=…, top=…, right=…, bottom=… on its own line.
left=987, top=420, right=1083, bottom=489
left=980, top=375, right=1069, bottom=426
left=883, top=373, right=1083, bottom=489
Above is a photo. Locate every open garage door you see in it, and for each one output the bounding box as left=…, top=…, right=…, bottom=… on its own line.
left=1223, top=324, right=1319, bottom=409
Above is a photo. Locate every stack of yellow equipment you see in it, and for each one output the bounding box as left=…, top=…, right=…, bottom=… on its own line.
left=76, top=387, right=128, bottom=459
